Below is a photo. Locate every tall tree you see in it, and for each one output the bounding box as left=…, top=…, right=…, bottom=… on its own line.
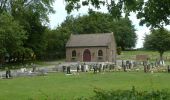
left=0, top=0, right=55, bottom=60
left=45, top=27, right=72, bottom=59
left=144, top=28, right=170, bottom=62
left=45, top=11, right=136, bottom=59
left=59, top=11, right=136, bottom=50
left=10, top=0, right=55, bottom=59
left=0, top=12, right=27, bottom=62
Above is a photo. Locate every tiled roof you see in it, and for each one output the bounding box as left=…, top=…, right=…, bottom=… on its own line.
left=66, top=33, right=113, bottom=47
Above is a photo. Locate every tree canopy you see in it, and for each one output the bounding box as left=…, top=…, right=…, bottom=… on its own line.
left=46, top=11, right=137, bottom=59
left=0, top=0, right=55, bottom=62
left=0, top=12, right=27, bottom=60
left=144, top=28, right=170, bottom=60
left=137, top=0, right=170, bottom=28
left=65, top=0, right=170, bottom=28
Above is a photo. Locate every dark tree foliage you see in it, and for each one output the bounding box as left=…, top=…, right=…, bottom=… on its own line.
left=48, top=10, right=136, bottom=58
left=45, top=28, right=72, bottom=60
left=64, top=11, right=136, bottom=50
left=0, top=0, right=55, bottom=62
left=0, top=12, right=27, bottom=63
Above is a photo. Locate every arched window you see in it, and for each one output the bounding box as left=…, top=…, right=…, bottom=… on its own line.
left=72, top=50, right=76, bottom=57
left=98, top=50, right=103, bottom=56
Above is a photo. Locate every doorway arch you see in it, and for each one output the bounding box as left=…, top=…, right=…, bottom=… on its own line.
left=83, top=49, right=91, bottom=62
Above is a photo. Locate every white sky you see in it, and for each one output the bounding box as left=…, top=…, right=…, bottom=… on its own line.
left=48, top=0, right=150, bottom=48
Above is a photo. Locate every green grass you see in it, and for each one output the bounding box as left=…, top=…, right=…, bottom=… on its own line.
left=0, top=72, right=170, bottom=100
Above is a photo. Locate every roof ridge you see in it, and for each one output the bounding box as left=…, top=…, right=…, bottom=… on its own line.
left=66, top=32, right=114, bottom=47
left=72, top=33, right=112, bottom=35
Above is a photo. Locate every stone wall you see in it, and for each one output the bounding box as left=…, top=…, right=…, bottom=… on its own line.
left=66, top=47, right=114, bottom=62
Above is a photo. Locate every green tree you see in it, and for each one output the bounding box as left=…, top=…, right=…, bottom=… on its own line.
left=137, top=0, right=170, bottom=28
left=144, top=28, right=170, bottom=62
left=65, top=0, right=143, bottom=18
left=45, top=27, right=72, bottom=59
left=65, top=0, right=170, bottom=28
left=0, top=0, right=55, bottom=60
left=59, top=11, right=136, bottom=50
left=0, top=12, right=27, bottom=62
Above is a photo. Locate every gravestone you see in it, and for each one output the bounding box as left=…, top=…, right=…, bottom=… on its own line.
left=151, top=63, right=154, bottom=68
left=32, top=63, right=36, bottom=72
left=5, top=68, right=11, bottom=78
left=77, top=65, right=80, bottom=72
left=62, top=66, right=66, bottom=72
left=147, top=64, right=150, bottom=70
left=99, top=64, right=102, bottom=72
left=93, top=64, right=97, bottom=74
left=123, top=64, right=126, bottom=72
left=81, top=64, right=85, bottom=72
left=66, top=66, right=71, bottom=74
left=122, top=60, right=124, bottom=68
left=168, top=65, right=170, bottom=73
left=133, top=61, right=137, bottom=67
left=103, top=65, right=105, bottom=71
left=144, top=65, right=147, bottom=73
left=126, top=61, right=130, bottom=69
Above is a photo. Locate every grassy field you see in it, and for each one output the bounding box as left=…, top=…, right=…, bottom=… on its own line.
left=1, top=50, right=170, bottom=100
left=0, top=72, right=170, bottom=100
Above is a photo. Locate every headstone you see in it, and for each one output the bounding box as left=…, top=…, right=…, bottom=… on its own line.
left=168, top=65, right=170, bottom=73
left=151, top=63, right=154, bottom=68
left=99, top=64, right=102, bottom=72
left=129, top=62, right=132, bottom=69
left=123, top=65, right=126, bottom=72
left=62, top=66, right=66, bottom=72
left=66, top=66, right=71, bottom=74
left=147, top=64, right=150, bottom=71
left=85, top=64, right=89, bottom=72
left=81, top=64, right=85, bottom=72
left=5, top=68, right=11, bottom=78
left=155, top=59, right=159, bottom=67
left=144, top=65, right=147, bottom=73
left=126, top=60, right=130, bottom=69
left=122, top=60, right=124, bottom=68
left=103, top=65, right=105, bottom=71
left=32, top=63, right=36, bottom=72
left=133, top=61, right=137, bottom=67
left=93, top=64, right=97, bottom=74
left=77, top=65, right=80, bottom=72
left=109, top=64, right=112, bottom=70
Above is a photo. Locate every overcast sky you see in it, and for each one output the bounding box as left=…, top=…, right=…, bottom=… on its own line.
left=48, top=0, right=150, bottom=48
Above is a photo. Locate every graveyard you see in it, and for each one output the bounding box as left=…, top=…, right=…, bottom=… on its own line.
left=0, top=51, right=170, bottom=99
left=0, top=72, right=170, bottom=100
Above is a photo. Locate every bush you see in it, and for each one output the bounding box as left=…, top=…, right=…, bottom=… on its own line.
left=76, top=87, right=170, bottom=100
left=117, top=47, right=122, bottom=55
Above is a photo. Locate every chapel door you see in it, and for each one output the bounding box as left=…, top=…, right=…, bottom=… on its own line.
left=83, top=49, right=91, bottom=62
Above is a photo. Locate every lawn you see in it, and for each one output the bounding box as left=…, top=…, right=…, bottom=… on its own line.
left=0, top=72, right=170, bottom=100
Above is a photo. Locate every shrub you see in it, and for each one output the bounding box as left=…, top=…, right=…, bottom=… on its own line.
left=117, top=47, right=122, bottom=55
left=76, top=87, right=170, bottom=100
